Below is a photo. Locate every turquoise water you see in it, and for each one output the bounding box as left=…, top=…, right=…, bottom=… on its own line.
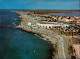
left=0, top=10, right=52, bottom=59
left=0, top=28, right=52, bottom=59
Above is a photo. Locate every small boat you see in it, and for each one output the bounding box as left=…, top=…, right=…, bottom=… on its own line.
left=34, top=50, right=35, bottom=54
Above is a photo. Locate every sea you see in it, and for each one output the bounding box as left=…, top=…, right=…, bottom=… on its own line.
left=0, top=10, right=52, bottom=59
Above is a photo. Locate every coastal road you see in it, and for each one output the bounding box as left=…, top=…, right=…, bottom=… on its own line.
left=61, top=35, right=70, bottom=59
left=54, top=34, right=70, bottom=59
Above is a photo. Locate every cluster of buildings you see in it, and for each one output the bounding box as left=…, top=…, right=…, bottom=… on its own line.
left=31, top=14, right=80, bottom=25
left=27, top=12, right=80, bottom=33
left=27, top=12, right=80, bottom=59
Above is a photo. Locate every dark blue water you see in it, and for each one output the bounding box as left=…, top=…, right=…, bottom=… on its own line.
left=0, top=10, right=52, bottom=59
left=0, top=10, right=20, bottom=27
left=45, top=12, right=80, bottom=17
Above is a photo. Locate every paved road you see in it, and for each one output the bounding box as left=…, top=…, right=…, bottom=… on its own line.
left=61, top=35, right=70, bottom=59
left=53, top=34, right=70, bottom=59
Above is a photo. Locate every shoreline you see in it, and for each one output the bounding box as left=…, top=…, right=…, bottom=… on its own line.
left=15, top=11, right=58, bottom=59
left=15, top=11, right=70, bottom=59
left=17, top=26, right=57, bottom=59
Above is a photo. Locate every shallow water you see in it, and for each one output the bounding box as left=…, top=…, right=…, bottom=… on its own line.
left=0, top=10, right=52, bottom=59
left=45, top=12, right=80, bottom=17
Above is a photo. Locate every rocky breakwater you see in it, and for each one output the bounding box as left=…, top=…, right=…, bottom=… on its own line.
left=15, top=11, right=70, bottom=59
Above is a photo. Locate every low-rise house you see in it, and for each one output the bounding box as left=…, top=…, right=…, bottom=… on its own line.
left=28, top=22, right=37, bottom=28
left=52, top=16, right=58, bottom=20
left=77, top=20, right=80, bottom=24
left=75, top=17, right=80, bottom=19
left=58, top=16, right=63, bottom=20
left=30, top=25, right=38, bottom=28
left=72, top=18, right=80, bottom=24
left=59, top=16, right=66, bottom=22
left=62, top=17, right=73, bottom=22
left=28, top=22, right=31, bottom=26
left=68, top=17, right=75, bottom=23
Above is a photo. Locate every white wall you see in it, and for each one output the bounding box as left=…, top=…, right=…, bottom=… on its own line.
left=36, top=23, right=69, bottom=29
left=37, top=23, right=61, bottom=29
left=28, top=22, right=31, bottom=26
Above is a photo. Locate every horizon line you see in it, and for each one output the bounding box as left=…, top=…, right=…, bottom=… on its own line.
left=0, top=9, right=80, bottom=10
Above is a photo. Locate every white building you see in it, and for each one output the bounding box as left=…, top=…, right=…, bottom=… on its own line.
left=28, top=22, right=69, bottom=29
left=36, top=23, right=69, bottom=29
left=28, top=22, right=31, bottom=26
left=28, top=22, right=37, bottom=28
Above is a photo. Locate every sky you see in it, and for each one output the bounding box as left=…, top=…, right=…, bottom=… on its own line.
left=0, top=0, right=79, bottom=10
